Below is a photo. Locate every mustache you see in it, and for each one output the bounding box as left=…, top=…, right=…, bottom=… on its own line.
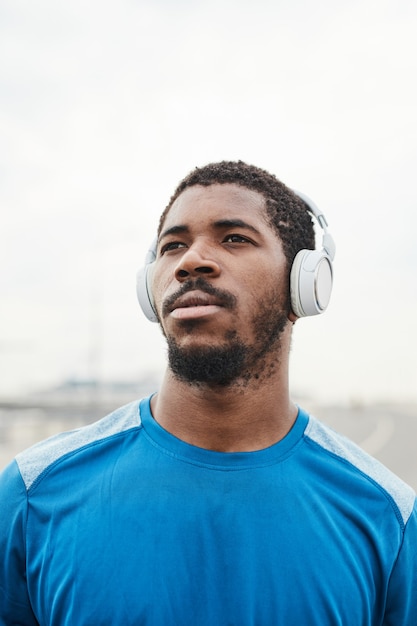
left=162, top=277, right=237, bottom=318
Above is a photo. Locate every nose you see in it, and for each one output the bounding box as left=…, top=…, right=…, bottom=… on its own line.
left=174, top=243, right=221, bottom=281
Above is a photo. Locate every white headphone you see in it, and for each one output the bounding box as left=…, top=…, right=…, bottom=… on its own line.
left=136, top=190, right=335, bottom=322
left=136, top=238, right=159, bottom=323
left=289, top=191, right=336, bottom=317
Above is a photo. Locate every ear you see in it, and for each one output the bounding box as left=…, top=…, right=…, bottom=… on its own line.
left=288, top=311, right=298, bottom=324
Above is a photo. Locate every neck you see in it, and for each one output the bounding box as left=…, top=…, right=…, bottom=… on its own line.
left=150, top=335, right=297, bottom=452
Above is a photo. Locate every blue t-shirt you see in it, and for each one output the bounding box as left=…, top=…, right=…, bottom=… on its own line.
left=1, top=396, right=416, bottom=625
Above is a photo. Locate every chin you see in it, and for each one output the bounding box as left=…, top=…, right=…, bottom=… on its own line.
left=166, top=337, right=248, bottom=387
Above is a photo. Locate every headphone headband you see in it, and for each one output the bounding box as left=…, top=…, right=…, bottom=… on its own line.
left=293, top=190, right=336, bottom=261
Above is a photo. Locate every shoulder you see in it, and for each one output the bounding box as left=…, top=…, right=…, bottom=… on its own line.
left=15, top=400, right=142, bottom=491
left=304, top=414, right=416, bottom=527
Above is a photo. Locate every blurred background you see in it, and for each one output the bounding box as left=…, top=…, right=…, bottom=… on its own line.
left=1, top=0, right=416, bottom=484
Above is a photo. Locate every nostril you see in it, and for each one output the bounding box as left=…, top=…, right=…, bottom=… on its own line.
left=196, top=266, right=214, bottom=274
left=175, top=259, right=219, bottom=280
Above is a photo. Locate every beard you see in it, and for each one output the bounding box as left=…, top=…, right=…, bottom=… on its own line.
left=165, top=284, right=290, bottom=388
left=167, top=333, right=248, bottom=387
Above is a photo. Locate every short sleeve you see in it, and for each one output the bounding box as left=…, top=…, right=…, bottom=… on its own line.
left=384, top=498, right=417, bottom=625
left=0, top=460, right=38, bottom=625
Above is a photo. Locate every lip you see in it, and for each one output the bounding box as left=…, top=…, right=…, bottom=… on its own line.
left=169, top=290, right=224, bottom=320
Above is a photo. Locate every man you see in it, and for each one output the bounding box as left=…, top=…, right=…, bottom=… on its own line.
left=1, top=161, right=416, bottom=624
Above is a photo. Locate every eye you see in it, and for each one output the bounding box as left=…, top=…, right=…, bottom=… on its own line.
left=159, top=241, right=187, bottom=255
left=223, top=234, right=251, bottom=244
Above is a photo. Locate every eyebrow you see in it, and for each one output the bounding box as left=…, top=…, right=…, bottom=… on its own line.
left=158, top=224, right=190, bottom=241
left=159, top=219, right=261, bottom=242
left=213, top=219, right=261, bottom=235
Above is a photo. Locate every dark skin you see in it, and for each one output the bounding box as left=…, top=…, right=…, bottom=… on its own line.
left=150, top=183, right=298, bottom=453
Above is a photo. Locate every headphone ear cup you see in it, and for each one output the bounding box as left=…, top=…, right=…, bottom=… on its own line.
left=290, top=249, right=333, bottom=317
left=137, top=238, right=158, bottom=322
left=136, top=263, right=158, bottom=322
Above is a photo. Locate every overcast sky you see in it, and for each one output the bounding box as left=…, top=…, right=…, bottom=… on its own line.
left=1, top=0, right=416, bottom=404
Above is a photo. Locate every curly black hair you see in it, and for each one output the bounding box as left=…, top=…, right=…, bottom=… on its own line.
left=158, top=160, right=315, bottom=269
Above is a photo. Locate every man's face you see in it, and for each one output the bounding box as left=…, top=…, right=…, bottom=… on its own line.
left=152, top=183, right=291, bottom=386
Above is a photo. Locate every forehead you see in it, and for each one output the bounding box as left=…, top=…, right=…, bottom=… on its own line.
left=161, top=183, right=270, bottom=232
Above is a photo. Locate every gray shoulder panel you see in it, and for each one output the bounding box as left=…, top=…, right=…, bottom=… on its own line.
left=305, top=415, right=416, bottom=526
left=16, top=400, right=142, bottom=490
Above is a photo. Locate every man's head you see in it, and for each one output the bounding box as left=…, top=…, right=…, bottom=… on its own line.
left=158, top=160, right=315, bottom=272
left=149, top=163, right=318, bottom=388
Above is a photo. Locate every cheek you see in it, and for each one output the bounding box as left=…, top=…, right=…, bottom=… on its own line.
left=246, top=269, right=290, bottom=315
left=150, top=265, right=167, bottom=310
left=150, top=266, right=181, bottom=327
